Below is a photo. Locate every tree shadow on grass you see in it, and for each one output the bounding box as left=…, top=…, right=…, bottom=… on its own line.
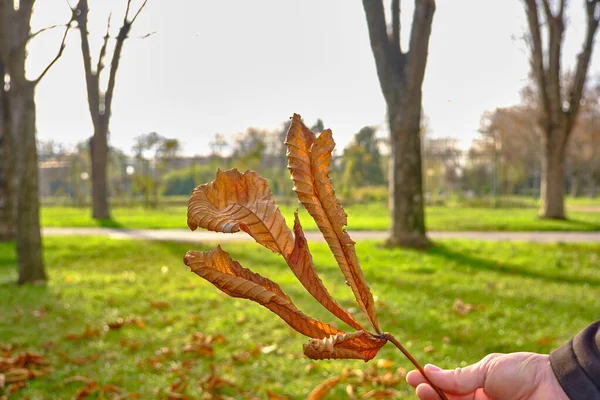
left=536, top=216, right=600, bottom=231
left=428, top=243, right=600, bottom=287
left=96, top=218, right=124, bottom=229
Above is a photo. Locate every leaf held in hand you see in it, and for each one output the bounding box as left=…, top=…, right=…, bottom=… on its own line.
left=187, top=169, right=294, bottom=257
left=184, top=246, right=341, bottom=339
left=288, top=212, right=364, bottom=331
left=303, top=331, right=386, bottom=362
left=286, top=114, right=379, bottom=332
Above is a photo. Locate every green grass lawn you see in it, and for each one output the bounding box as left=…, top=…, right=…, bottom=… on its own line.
left=1, top=238, right=598, bottom=399
left=41, top=202, right=600, bottom=231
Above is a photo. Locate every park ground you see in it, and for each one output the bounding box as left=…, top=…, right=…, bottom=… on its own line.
left=1, top=236, right=599, bottom=399
left=41, top=200, right=600, bottom=232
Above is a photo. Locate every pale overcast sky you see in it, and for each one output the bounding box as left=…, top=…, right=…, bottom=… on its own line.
left=26, top=0, right=598, bottom=156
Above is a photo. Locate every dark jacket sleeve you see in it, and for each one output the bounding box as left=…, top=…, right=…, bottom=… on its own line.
left=550, top=320, right=600, bottom=400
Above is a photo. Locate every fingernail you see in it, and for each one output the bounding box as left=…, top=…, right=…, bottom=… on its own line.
left=425, top=364, right=442, bottom=372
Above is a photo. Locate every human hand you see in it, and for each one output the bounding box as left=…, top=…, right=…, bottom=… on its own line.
left=406, top=352, right=569, bottom=400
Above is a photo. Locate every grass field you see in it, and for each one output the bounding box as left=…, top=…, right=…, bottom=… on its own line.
left=41, top=202, right=600, bottom=231
left=1, top=238, right=598, bottom=399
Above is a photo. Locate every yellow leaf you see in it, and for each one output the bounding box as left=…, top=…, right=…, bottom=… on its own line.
left=286, top=114, right=379, bottom=333
left=184, top=246, right=341, bottom=339
left=187, top=169, right=294, bottom=257
left=288, top=212, right=364, bottom=331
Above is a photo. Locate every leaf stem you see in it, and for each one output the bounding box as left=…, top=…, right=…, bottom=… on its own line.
left=383, top=333, right=448, bottom=400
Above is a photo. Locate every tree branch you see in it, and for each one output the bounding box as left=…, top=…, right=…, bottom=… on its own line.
left=566, top=0, right=600, bottom=133
left=74, top=0, right=101, bottom=124
left=405, top=0, right=436, bottom=99
left=362, top=0, right=395, bottom=100
left=523, top=0, right=551, bottom=121
left=29, top=24, right=65, bottom=42
left=391, top=0, right=401, bottom=54
left=123, top=0, right=133, bottom=23
left=130, top=0, right=149, bottom=24
left=96, top=13, right=112, bottom=77
left=559, top=0, right=567, bottom=19
left=545, top=0, right=565, bottom=118
left=541, top=0, right=554, bottom=20
left=104, top=0, right=148, bottom=117
left=33, top=11, right=75, bottom=85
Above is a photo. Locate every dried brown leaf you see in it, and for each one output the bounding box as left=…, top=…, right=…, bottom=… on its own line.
left=65, top=325, right=100, bottom=341
left=63, top=376, right=95, bottom=385
left=184, top=246, right=341, bottom=339
left=186, top=246, right=290, bottom=302
left=286, top=114, right=379, bottom=332
left=303, top=331, right=386, bottom=362
left=307, top=376, right=341, bottom=400
left=58, top=351, right=99, bottom=365
left=150, top=300, right=171, bottom=310
left=187, top=169, right=294, bottom=257
left=288, top=213, right=364, bottom=331
left=362, top=389, right=397, bottom=399
left=345, top=384, right=356, bottom=400
left=266, top=391, right=290, bottom=400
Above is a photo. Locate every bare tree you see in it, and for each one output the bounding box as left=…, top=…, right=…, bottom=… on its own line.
left=523, top=0, right=600, bottom=218
left=362, top=0, right=435, bottom=248
left=72, top=0, right=148, bottom=219
left=0, top=0, right=73, bottom=283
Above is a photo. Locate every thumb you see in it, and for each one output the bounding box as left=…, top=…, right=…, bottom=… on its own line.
left=422, top=356, right=494, bottom=395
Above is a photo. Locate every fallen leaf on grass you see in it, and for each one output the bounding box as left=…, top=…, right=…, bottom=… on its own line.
left=424, top=345, right=435, bottom=353
left=0, top=351, right=52, bottom=396
left=150, top=300, right=171, bottom=310
left=345, top=384, right=356, bottom=400
left=58, top=352, right=99, bottom=365
left=260, top=344, right=278, bottom=354
left=108, top=317, right=125, bottom=330
left=63, top=376, right=95, bottom=385
left=198, top=364, right=236, bottom=395
left=108, top=317, right=146, bottom=331
left=266, top=391, right=290, bottom=400
left=535, top=337, right=557, bottom=346
left=452, top=299, right=474, bottom=316
left=182, top=333, right=226, bottom=358
left=138, top=347, right=175, bottom=370
left=119, top=338, right=142, bottom=351
left=74, top=381, right=97, bottom=400
left=6, top=381, right=26, bottom=394
left=307, top=377, right=341, bottom=400
left=376, top=359, right=393, bottom=369
left=65, top=325, right=100, bottom=340
left=362, top=389, right=397, bottom=399
left=231, top=352, right=252, bottom=364
left=65, top=377, right=126, bottom=400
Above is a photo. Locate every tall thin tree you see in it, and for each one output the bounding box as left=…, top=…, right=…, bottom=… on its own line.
left=362, top=0, right=435, bottom=248
left=72, top=0, right=148, bottom=219
left=0, top=0, right=73, bottom=283
left=524, top=0, right=600, bottom=219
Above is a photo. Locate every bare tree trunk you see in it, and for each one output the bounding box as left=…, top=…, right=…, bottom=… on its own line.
left=91, top=118, right=110, bottom=218
left=540, top=129, right=566, bottom=218
left=387, top=102, right=428, bottom=248
left=1, top=0, right=72, bottom=283
left=363, top=0, right=434, bottom=248
left=12, top=83, right=45, bottom=283
left=0, top=59, right=15, bottom=242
